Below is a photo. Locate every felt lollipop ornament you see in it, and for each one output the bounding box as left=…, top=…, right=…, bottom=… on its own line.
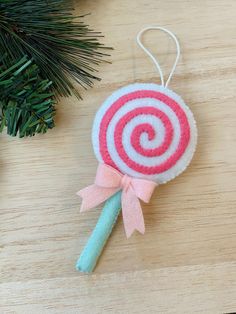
left=76, top=26, right=197, bottom=273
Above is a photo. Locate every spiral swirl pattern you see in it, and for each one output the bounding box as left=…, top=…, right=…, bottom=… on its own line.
left=92, top=83, right=197, bottom=183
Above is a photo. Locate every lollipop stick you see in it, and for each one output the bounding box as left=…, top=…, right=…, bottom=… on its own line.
left=76, top=191, right=122, bottom=273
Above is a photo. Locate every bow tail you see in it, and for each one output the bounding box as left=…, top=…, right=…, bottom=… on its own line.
left=121, top=188, right=145, bottom=238
left=77, top=185, right=118, bottom=212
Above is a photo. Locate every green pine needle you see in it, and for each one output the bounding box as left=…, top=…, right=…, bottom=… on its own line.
left=0, top=55, right=55, bottom=137
left=0, top=0, right=110, bottom=98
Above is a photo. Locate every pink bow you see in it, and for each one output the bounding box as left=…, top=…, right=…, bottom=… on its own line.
left=77, top=163, right=157, bottom=238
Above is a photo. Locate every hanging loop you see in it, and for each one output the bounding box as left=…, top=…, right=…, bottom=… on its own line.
left=136, top=26, right=180, bottom=87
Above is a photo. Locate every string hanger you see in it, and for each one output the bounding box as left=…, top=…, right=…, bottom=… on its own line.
left=136, top=26, right=180, bottom=87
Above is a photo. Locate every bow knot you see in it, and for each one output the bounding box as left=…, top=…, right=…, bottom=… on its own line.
left=121, top=174, right=132, bottom=192
left=77, top=163, right=157, bottom=238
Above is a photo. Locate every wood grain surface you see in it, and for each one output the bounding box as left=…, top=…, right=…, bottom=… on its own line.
left=1, top=0, right=236, bottom=313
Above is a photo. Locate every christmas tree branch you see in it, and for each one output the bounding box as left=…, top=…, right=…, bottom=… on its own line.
left=0, top=55, right=55, bottom=137
left=0, top=0, right=110, bottom=98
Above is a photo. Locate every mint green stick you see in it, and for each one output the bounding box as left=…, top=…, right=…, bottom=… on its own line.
left=76, top=191, right=122, bottom=273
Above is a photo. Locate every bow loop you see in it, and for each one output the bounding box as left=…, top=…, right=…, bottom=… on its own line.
left=132, top=178, right=157, bottom=203
left=94, top=163, right=122, bottom=188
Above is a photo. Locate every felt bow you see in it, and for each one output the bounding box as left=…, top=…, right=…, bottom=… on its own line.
left=77, top=163, right=157, bottom=238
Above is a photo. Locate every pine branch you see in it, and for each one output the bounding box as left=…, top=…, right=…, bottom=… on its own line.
left=0, top=55, right=55, bottom=137
left=0, top=0, right=110, bottom=98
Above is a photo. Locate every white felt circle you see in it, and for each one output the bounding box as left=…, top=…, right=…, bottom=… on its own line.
left=92, top=83, right=197, bottom=184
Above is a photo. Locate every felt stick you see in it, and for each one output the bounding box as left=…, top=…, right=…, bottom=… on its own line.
left=76, top=191, right=122, bottom=273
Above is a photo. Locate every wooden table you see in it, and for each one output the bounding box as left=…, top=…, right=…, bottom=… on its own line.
left=1, top=0, right=236, bottom=312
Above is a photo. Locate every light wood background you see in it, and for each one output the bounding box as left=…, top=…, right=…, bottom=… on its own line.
left=1, top=0, right=236, bottom=313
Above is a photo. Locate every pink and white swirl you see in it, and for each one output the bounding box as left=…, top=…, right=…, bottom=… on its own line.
left=92, top=83, right=197, bottom=183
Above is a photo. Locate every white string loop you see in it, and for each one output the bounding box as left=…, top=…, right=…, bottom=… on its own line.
left=136, top=26, right=180, bottom=87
